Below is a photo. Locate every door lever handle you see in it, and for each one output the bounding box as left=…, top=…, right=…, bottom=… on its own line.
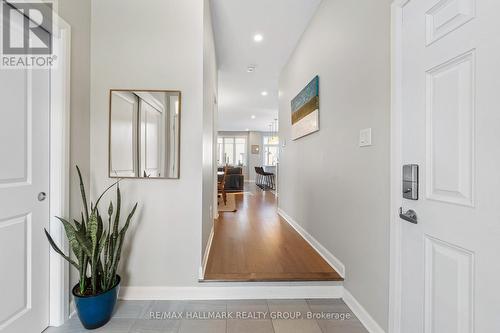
left=399, top=207, right=417, bottom=224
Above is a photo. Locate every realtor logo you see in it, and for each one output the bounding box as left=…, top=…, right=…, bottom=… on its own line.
left=1, top=0, right=56, bottom=68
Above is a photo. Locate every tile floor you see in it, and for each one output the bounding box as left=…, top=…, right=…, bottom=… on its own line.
left=44, top=299, right=368, bottom=333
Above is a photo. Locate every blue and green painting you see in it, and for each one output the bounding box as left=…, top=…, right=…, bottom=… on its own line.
left=291, top=75, right=319, bottom=140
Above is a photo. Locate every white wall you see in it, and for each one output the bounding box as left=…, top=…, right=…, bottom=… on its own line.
left=278, top=0, right=391, bottom=329
left=57, top=0, right=91, bottom=292
left=91, top=0, right=205, bottom=286
left=202, top=0, right=218, bottom=257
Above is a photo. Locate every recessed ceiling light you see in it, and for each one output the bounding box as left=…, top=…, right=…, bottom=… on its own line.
left=251, top=115, right=256, bottom=119
left=247, top=65, right=256, bottom=73
left=253, top=34, right=263, bottom=42
left=261, top=91, right=268, bottom=96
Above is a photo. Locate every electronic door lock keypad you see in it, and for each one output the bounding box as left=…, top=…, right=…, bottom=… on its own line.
left=402, top=164, right=418, bottom=200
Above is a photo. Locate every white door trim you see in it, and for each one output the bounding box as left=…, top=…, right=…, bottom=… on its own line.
left=389, top=1, right=409, bottom=332
left=48, top=14, right=71, bottom=327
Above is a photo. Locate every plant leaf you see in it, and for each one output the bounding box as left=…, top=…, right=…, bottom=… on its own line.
left=73, top=219, right=82, bottom=232
left=113, top=186, right=121, bottom=235
left=80, top=212, right=86, bottom=232
left=96, top=209, right=103, bottom=245
left=56, top=216, right=83, bottom=256
left=44, top=229, right=79, bottom=270
left=94, top=180, right=121, bottom=212
left=76, top=165, right=89, bottom=224
left=110, top=203, right=138, bottom=287
left=88, top=212, right=99, bottom=256
left=119, top=203, right=138, bottom=236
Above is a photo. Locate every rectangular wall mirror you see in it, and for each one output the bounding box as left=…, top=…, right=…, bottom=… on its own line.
left=109, top=90, right=181, bottom=179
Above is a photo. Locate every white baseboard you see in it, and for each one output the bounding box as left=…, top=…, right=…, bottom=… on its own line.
left=201, top=226, right=215, bottom=279
left=277, top=208, right=345, bottom=278
left=343, top=289, right=385, bottom=333
left=119, top=285, right=343, bottom=301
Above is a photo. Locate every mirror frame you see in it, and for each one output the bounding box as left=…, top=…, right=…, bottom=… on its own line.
left=108, top=89, right=182, bottom=179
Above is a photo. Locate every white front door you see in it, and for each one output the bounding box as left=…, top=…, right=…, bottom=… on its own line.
left=0, top=41, right=51, bottom=333
left=400, top=0, right=500, bottom=332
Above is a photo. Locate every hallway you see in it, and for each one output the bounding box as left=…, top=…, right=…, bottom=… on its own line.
left=204, top=185, right=343, bottom=281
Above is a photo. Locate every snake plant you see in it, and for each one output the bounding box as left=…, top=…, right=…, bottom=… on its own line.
left=45, top=166, right=138, bottom=295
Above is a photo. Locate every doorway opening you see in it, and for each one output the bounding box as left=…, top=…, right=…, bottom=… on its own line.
left=201, top=1, right=342, bottom=283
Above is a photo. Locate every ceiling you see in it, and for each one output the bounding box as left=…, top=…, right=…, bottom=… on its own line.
left=211, top=0, right=322, bottom=132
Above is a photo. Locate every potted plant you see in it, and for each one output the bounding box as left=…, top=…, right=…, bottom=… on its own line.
left=45, top=166, right=138, bottom=329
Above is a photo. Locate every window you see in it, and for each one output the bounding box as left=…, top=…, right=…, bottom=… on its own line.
left=224, top=140, right=234, bottom=165
left=263, top=135, right=279, bottom=166
left=235, top=138, right=246, bottom=166
left=217, top=136, right=247, bottom=166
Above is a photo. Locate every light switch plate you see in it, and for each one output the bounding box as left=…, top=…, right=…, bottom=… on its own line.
left=359, top=128, right=372, bottom=147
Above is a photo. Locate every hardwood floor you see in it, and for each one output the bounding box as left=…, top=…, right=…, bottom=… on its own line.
left=204, top=184, right=343, bottom=282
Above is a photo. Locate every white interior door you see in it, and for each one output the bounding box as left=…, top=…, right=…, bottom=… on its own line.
left=139, top=100, right=163, bottom=177
left=110, top=92, right=139, bottom=177
left=0, top=68, right=50, bottom=332
left=400, top=0, right=500, bottom=332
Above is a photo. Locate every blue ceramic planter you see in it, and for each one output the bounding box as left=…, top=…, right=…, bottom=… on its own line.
left=73, top=276, right=121, bottom=330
